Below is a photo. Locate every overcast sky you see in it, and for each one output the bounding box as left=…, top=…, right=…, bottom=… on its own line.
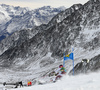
left=0, top=0, right=89, bottom=9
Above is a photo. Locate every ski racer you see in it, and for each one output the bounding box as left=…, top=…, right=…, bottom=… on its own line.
left=53, top=65, right=66, bottom=82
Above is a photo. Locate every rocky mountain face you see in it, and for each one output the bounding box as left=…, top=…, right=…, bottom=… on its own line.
left=0, top=4, right=65, bottom=41
left=0, top=0, right=100, bottom=81
left=69, top=55, right=100, bottom=75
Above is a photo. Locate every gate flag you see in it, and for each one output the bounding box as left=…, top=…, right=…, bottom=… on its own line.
left=63, top=50, right=74, bottom=75
left=64, top=53, right=73, bottom=61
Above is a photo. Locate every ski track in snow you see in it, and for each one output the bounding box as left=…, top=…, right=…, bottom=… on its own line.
left=0, top=71, right=99, bottom=90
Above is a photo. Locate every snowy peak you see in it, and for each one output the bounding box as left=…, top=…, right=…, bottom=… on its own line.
left=58, top=6, right=66, bottom=10
left=38, top=6, right=66, bottom=11
left=38, top=6, right=53, bottom=10
left=48, top=4, right=82, bottom=26
left=0, top=4, right=66, bottom=41
left=70, top=4, right=82, bottom=11
left=0, top=4, right=29, bottom=16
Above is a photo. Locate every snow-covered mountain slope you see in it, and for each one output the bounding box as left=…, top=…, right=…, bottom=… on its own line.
left=48, top=4, right=82, bottom=26
left=0, top=0, right=100, bottom=84
left=69, top=54, right=100, bottom=75
left=2, top=71, right=100, bottom=90
left=0, top=4, right=66, bottom=41
left=0, top=4, right=29, bottom=32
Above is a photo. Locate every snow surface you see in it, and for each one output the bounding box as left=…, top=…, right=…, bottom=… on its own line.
left=80, top=27, right=100, bottom=42
left=2, top=71, right=99, bottom=90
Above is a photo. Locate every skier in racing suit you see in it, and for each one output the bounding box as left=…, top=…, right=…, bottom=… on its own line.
left=53, top=65, right=66, bottom=82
